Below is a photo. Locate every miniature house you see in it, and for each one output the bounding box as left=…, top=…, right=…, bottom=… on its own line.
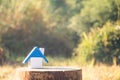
left=22, top=47, right=48, bottom=68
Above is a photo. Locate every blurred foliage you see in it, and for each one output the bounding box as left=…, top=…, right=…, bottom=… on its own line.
left=75, top=22, right=120, bottom=65
left=0, top=0, right=119, bottom=64
left=69, top=0, right=118, bottom=33
left=0, top=0, right=75, bottom=58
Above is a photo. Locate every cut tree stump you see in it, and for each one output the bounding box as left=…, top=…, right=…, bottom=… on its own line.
left=16, top=66, right=82, bottom=80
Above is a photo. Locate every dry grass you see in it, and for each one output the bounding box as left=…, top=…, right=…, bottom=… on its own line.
left=0, top=64, right=120, bottom=80
left=82, top=65, right=120, bottom=80
left=0, top=65, right=15, bottom=80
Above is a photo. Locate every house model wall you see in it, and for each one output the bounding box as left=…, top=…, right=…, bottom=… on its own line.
left=29, top=57, right=43, bottom=68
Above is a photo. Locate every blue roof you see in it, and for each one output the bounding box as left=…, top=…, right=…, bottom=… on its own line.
left=22, top=47, right=48, bottom=64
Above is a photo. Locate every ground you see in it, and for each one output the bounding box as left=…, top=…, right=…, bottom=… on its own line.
left=0, top=64, right=120, bottom=80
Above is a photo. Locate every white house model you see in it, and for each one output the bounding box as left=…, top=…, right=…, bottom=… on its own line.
left=22, top=47, right=48, bottom=68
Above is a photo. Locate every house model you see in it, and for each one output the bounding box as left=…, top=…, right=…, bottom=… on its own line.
left=22, top=47, right=48, bottom=68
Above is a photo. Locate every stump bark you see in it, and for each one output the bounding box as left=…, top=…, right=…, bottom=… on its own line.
left=16, top=66, right=82, bottom=80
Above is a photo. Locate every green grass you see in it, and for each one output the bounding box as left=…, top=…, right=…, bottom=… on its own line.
left=7, top=54, right=85, bottom=67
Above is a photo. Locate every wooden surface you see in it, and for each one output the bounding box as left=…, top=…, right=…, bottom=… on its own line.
left=16, top=66, right=82, bottom=80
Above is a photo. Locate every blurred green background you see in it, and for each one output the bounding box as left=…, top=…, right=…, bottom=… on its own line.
left=0, top=0, right=120, bottom=65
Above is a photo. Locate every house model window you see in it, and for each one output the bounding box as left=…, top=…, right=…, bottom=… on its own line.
left=22, top=47, right=48, bottom=68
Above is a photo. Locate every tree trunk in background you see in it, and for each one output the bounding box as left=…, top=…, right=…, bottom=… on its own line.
left=16, top=67, right=82, bottom=80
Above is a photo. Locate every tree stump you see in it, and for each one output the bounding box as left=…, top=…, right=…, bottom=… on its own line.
left=16, top=66, right=82, bottom=80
